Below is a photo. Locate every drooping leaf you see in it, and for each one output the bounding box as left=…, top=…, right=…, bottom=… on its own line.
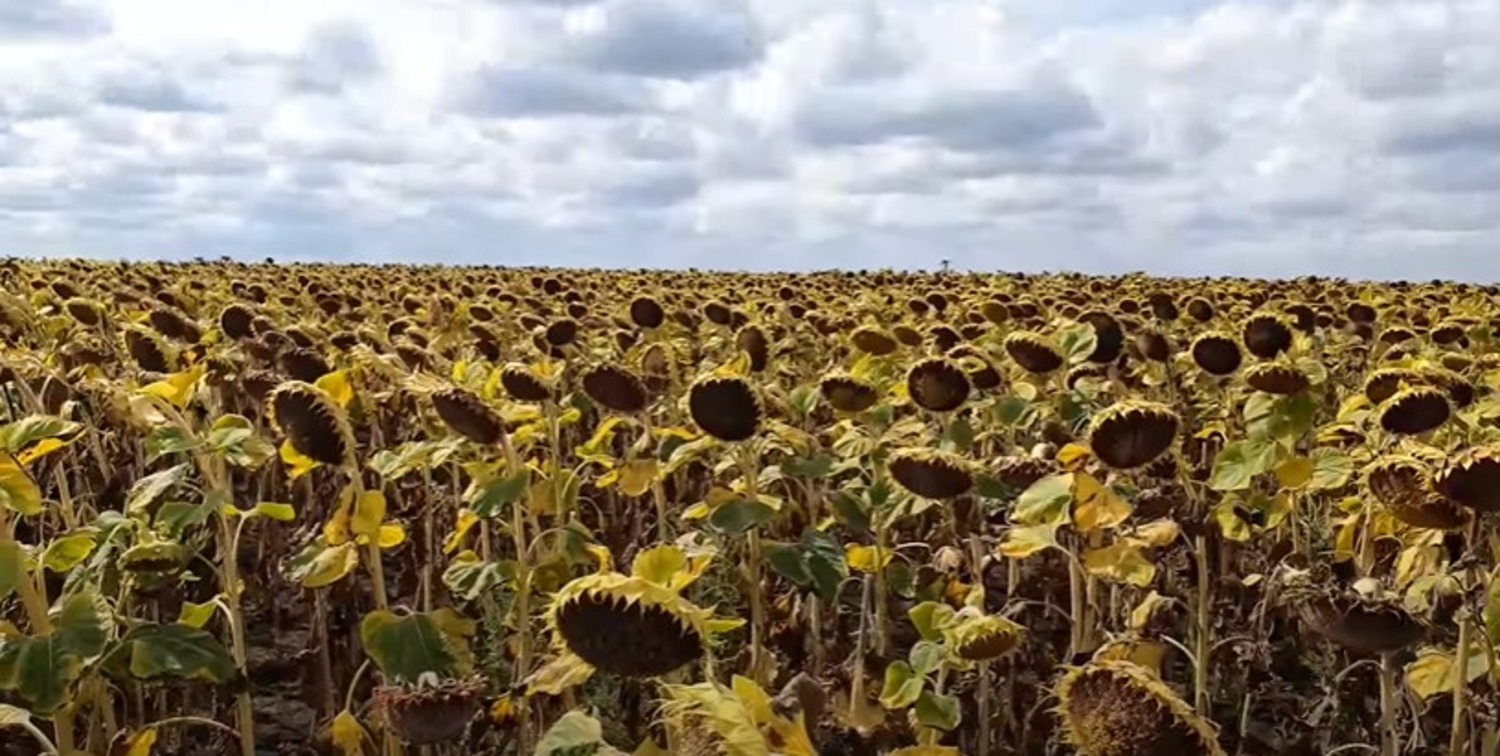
left=1073, top=473, right=1130, bottom=532
left=359, top=609, right=475, bottom=684
left=1012, top=474, right=1073, bottom=526
left=709, top=498, right=776, bottom=534
left=1308, top=448, right=1354, bottom=491
left=126, top=464, right=191, bottom=517
left=914, top=690, right=961, bottom=732
left=0, top=540, right=24, bottom=602
left=285, top=540, right=359, bottom=588
left=1, top=415, right=82, bottom=456
left=536, top=710, right=619, bottom=756
left=1208, top=439, right=1280, bottom=492
left=1082, top=542, right=1156, bottom=588
left=998, top=523, right=1059, bottom=559
left=879, top=661, right=923, bottom=709
left=329, top=709, right=367, bottom=755
left=41, top=532, right=96, bottom=573
left=0, top=456, right=42, bottom=516
left=468, top=468, right=531, bottom=519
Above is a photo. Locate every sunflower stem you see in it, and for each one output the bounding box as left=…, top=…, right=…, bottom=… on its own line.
left=1452, top=609, right=1470, bottom=756
left=977, top=659, right=993, bottom=756
left=1380, top=650, right=1399, bottom=756
left=1193, top=533, right=1211, bottom=717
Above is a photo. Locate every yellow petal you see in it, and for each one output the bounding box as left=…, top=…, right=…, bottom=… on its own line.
left=316, top=370, right=355, bottom=408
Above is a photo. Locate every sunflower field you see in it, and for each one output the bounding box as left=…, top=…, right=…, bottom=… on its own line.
left=0, top=259, right=1498, bottom=756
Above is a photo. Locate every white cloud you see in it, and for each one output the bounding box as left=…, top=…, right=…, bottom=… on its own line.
left=1, top=0, right=1498, bottom=278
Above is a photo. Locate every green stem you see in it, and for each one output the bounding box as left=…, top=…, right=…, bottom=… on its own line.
left=738, top=447, right=769, bottom=687
left=1453, top=613, right=1470, bottom=756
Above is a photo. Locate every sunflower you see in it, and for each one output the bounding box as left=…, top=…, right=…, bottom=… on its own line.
left=63, top=297, right=104, bottom=327
left=432, top=387, right=504, bottom=445
left=549, top=573, right=709, bottom=678
left=1366, top=456, right=1464, bottom=530
left=1376, top=386, right=1449, bottom=435
left=1003, top=332, right=1064, bottom=374
left=1080, top=311, right=1125, bottom=364
left=1241, top=314, right=1293, bottom=359
left=581, top=363, right=650, bottom=414
left=375, top=677, right=485, bottom=745
left=270, top=381, right=354, bottom=467
left=993, top=455, right=1060, bottom=491
left=499, top=364, right=554, bottom=403
left=850, top=326, right=899, bottom=356
left=1190, top=334, right=1241, bottom=376
left=888, top=449, right=974, bottom=499
left=1243, top=362, right=1309, bottom=395
left=944, top=610, right=1025, bottom=662
left=1434, top=447, right=1500, bottom=513
left=1362, top=368, right=1421, bottom=405
left=278, top=347, right=331, bottom=383
left=906, top=358, right=971, bottom=413
left=1055, top=660, right=1225, bottom=756
left=1088, top=401, right=1180, bottom=471
left=688, top=375, right=762, bottom=442
left=737, top=326, right=770, bottom=372
left=1296, top=585, right=1425, bottom=654
left=1135, top=330, right=1172, bottom=362
left=818, top=373, right=879, bottom=413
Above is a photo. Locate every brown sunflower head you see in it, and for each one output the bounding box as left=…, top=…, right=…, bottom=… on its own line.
left=544, top=319, right=579, bottom=348
left=552, top=576, right=705, bottom=678
left=278, top=347, right=332, bottom=383
left=581, top=363, right=650, bottom=414
left=269, top=381, right=354, bottom=467
left=1363, top=368, right=1420, bottom=405
left=219, top=304, right=256, bottom=341
left=888, top=448, right=974, bottom=499
left=1186, top=298, right=1215, bottom=323
left=945, top=612, right=1025, bottom=662
left=1376, top=386, right=1450, bottom=435
left=1088, top=401, right=1180, bottom=471
left=688, top=375, right=762, bottom=442
left=1435, top=447, right=1500, bottom=513
left=850, top=326, right=899, bottom=356
left=1190, top=333, right=1242, bottom=376
left=375, top=677, right=485, bottom=745
left=63, top=297, right=104, bottom=327
left=1003, top=332, right=1064, bottom=374
left=819, top=373, right=879, bottom=413
left=1056, top=660, right=1225, bottom=756
left=950, top=347, right=1003, bottom=391
left=906, top=358, right=971, bottom=412
left=499, top=364, right=554, bottom=403
left=1080, top=311, right=1125, bottom=364
left=629, top=296, right=665, bottom=329
left=1241, top=314, right=1293, bottom=359
left=1296, top=585, right=1425, bottom=654
left=148, top=307, right=201, bottom=343
left=433, top=387, right=505, bottom=445
left=125, top=327, right=174, bottom=373
left=1366, top=455, right=1465, bottom=530
left=993, top=455, right=1060, bottom=491
left=1134, top=330, right=1172, bottom=363
left=1243, top=362, right=1309, bottom=395
left=736, top=326, right=770, bottom=372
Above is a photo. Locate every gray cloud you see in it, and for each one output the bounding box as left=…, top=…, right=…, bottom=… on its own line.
left=0, top=0, right=109, bottom=40
left=289, top=21, right=383, bottom=95
left=453, top=65, right=654, bottom=116
left=561, top=0, right=762, bottom=79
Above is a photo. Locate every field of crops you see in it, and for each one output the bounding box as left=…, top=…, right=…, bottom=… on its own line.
left=0, top=259, right=1498, bottom=755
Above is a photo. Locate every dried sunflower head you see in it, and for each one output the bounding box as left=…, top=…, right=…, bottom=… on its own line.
left=850, top=326, right=899, bottom=356
left=1376, top=386, right=1450, bottom=435
left=688, top=375, right=762, bottom=442
left=1055, top=660, right=1225, bottom=756
left=549, top=573, right=709, bottom=678
left=1434, top=446, right=1500, bottom=513
left=432, top=387, right=504, bottom=445
left=945, top=610, right=1025, bottom=662
left=1294, top=581, right=1425, bottom=654
left=1003, top=331, right=1064, bottom=374
left=818, top=373, right=879, bottom=413
left=1243, top=362, right=1309, bottom=395
left=906, top=358, right=970, bottom=412
left=581, top=363, right=650, bottom=414
left=375, top=676, right=485, bottom=745
left=629, top=296, right=665, bottom=329
left=1190, top=334, right=1241, bottom=376
left=269, top=381, right=354, bottom=467
left=736, top=326, right=770, bottom=372
left=888, top=448, right=974, bottom=499
left=499, top=363, right=554, bottom=404
left=125, top=327, right=174, bottom=373
left=1363, top=368, right=1421, bottom=405
left=1088, top=401, right=1179, bottom=471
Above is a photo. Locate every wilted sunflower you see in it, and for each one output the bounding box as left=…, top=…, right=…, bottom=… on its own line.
left=629, top=296, right=665, bottom=329
left=1088, top=401, right=1179, bottom=471
left=688, top=375, right=762, bottom=442
left=549, top=574, right=707, bottom=678
left=63, top=297, right=105, bottom=327
left=1434, top=446, right=1500, bottom=513
left=888, top=449, right=974, bottom=499
left=1363, top=368, right=1421, bottom=405
left=1080, top=311, right=1125, bottom=364
left=119, top=541, right=184, bottom=574
left=737, top=326, right=769, bottom=372
left=375, top=677, right=485, bottom=745
left=950, top=347, right=1003, bottom=391
left=499, top=364, right=554, bottom=403
left=1367, top=455, right=1465, bottom=530
left=1190, top=334, right=1241, bottom=376
left=1243, top=362, right=1309, bottom=395
left=432, top=387, right=504, bottom=445
left=1241, top=314, right=1293, bottom=359
left=1376, top=386, right=1449, bottom=435
left=819, top=373, right=879, bottom=413
left=269, top=381, right=354, bottom=467
left=125, top=327, right=174, bottom=373
left=850, top=326, right=899, bottom=356
left=1135, top=330, right=1172, bottom=363
left=945, top=610, right=1025, bottom=662
left=906, top=358, right=970, bottom=412
left=993, top=455, right=1060, bottom=491
left=1293, top=581, right=1425, bottom=654
left=1186, top=298, right=1214, bottom=323
left=1055, top=660, right=1225, bottom=756
left=1419, top=367, right=1475, bottom=408
left=1003, top=332, right=1064, bottom=374
left=278, top=347, right=331, bottom=383
left=581, top=363, right=650, bottom=414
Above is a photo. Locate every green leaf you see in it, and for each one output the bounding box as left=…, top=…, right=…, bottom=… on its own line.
left=1208, top=439, right=1281, bottom=492
left=441, top=552, right=513, bottom=602
left=783, top=455, right=833, bottom=479
left=0, top=416, right=81, bottom=455
left=1012, top=473, right=1073, bottom=526
left=359, top=609, right=475, bottom=684
left=178, top=600, right=218, bottom=629
left=908, top=641, right=944, bottom=676
left=802, top=529, right=846, bottom=602
left=879, top=661, right=924, bottom=709
left=1058, top=324, right=1098, bottom=366
left=0, top=636, right=78, bottom=712
left=945, top=417, right=974, bottom=452
left=536, top=711, right=617, bottom=756
left=248, top=502, right=296, bottom=522
left=708, top=498, right=776, bottom=534
left=52, top=588, right=110, bottom=662
left=914, top=690, right=961, bottom=732
left=830, top=489, right=871, bottom=534
left=208, top=416, right=275, bottom=469
left=155, top=500, right=213, bottom=538
left=0, top=540, right=26, bottom=602
left=126, top=464, right=191, bottom=517
left=908, top=602, right=955, bottom=643
left=42, top=532, right=96, bottom=573
left=108, top=624, right=239, bottom=684
left=1308, top=449, right=1354, bottom=491
left=764, top=541, right=812, bottom=587
left=145, top=426, right=199, bottom=461
left=283, top=539, right=359, bottom=588
left=467, top=468, right=531, bottom=519
left=974, top=474, right=1010, bottom=500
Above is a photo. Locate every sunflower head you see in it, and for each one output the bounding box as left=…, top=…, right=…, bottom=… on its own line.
left=63, top=297, right=105, bottom=327
left=432, top=387, right=504, bottom=445
left=1376, top=386, right=1450, bottom=435
left=1080, top=311, right=1125, bottom=364
left=688, top=375, right=762, bottom=442
left=630, top=296, right=666, bottom=329
left=219, top=304, right=257, bottom=340
left=1190, top=333, right=1242, bottom=376
left=269, top=381, right=355, bottom=467
left=945, top=611, right=1025, bottom=662
left=736, top=326, right=770, bottom=372
left=850, top=326, right=899, bottom=356
left=581, top=363, right=650, bottom=414
left=549, top=573, right=709, bottom=678
left=1435, top=446, right=1500, bottom=513
left=888, top=448, right=975, bottom=499
left=1243, top=362, right=1309, bottom=395
left=1363, top=368, right=1421, bottom=405
left=906, top=358, right=971, bottom=412
left=1088, top=401, right=1180, bottom=471
left=1367, top=455, right=1464, bottom=529
left=818, top=373, right=879, bottom=413
left=1135, top=330, right=1172, bottom=363
left=125, top=327, right=174, bottom=373
left=499, top=363, right=554, bottom=404
left=374, top=677, right=485, bottom=745
left=1003, top=331, right=1064, bottom=374
left=1055, top=660, right=1225, bottom=756
left=993, top=455, right=1060, bottom=491
left=1295, top=583, right=1425, bottom=654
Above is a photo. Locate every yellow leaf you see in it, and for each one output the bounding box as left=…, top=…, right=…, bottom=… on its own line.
left=845, top=544, right=892, bottom=573
left=1129, top=591, right=1173, bottom=631
left=1333, top=513, right=1360, bottom=561
left=1055, top=443, right=1091, bottom=472
left=316, top=370, right=355, bottom=408
left=618, top=459, right=658, bottom=498
left=1095, top=638, right=1166, bottom=674
left=376, top=523, right=406, bottom=549
left=444, top=509, right=479, bottom=555
left=16, top=438, right=67, bottom=466
left=302, top=542, right=360, bottom=588
left=1212, top=500, right=1252, bottom=543
left=632, top=545, right=686, bottom=586
left=351, top=491, right=386, bottom=541
left=323, top=492, right=353, bottom=546
left=0, top=456, right=42, bottom=516
left=1275, top=457, right=1314, bottom=490
left=1073, top=473, right=1130, bottom=533
left=1130, top=519, right=1181, bottom=548
left=124, top=727, right=158, bottom=756
left=680, top=502, right=711, bottom=520
left=585, top=544, right=611, bottom=573
left=329, top=709, right=368, bottom=755
left=178, top=600, right=217, bottom=629
left=1405, top=650, right=1454, bottom=700
left=279, top=440, right=320, bottom=481
left=139, top=364, right=204, bottom=409
left=526, top=652, right=596, bottom=695
left=1082, top=541, right=1156, bottom=587
left=998, top=523, right=1059, bottom=559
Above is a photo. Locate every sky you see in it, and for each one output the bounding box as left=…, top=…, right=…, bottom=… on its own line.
left=1, top=0, right=1498, bottom=280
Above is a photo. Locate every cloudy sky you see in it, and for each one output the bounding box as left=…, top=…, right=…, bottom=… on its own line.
left=2, top=0, right=1498, bottom=279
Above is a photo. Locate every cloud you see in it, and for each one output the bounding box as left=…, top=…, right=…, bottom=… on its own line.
left=452, top=65, right=655, bottom=116
left=287, top=21, right=383, bottom=94
left=0, top=0, right=109, bottom=39
left=559, top=0, right=762, bottom=79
